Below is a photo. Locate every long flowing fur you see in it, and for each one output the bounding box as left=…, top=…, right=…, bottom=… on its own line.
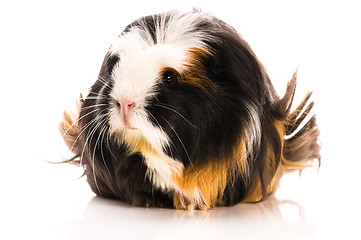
left=278, top=72, right=321, bottom=172
left=60, top=10, right=320, bottom=210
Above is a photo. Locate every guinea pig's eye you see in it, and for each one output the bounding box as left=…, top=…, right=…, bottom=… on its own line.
left=161, top=69, right=178, bottom=85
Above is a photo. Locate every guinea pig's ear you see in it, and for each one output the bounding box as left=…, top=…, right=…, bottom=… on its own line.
left=99, top=52, right=120, bottom=76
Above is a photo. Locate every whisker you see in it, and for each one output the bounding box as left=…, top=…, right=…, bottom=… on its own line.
left=153, top=103, right=199, bottom=130
left=92, top=118, right=112, bottom=191
left=145, top=110, right=163, bottom=132
left=161, top=117, right=197, bottom=173
left=81, top=97, right=108, bottom=101
left=63, top=96, right=109, bottom=141
left=90, top=133, right=103, bottom=196
left=85, top=114, right=109, bottom=197
left=99, top=124, right=112, bottom=178
left=71, top=112, right=108, bottom=157
left=80, top=104, right=109, bottom=111
left=97, top=76, right=113, bottom=90
left=146, top=110, right=176, bottom=158
left=106, top=130, right=119, bottom=162
left=88, top=91, right=108, bottom=98
left=161, top=117, right=205, bottom=196
left=62, top=108, right=100, bottom=138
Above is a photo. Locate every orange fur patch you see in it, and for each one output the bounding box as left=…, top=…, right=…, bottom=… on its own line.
left=172, top=138, right=251, bottom=209
left=244, top=119, right=285, bottom=203
left=179, top=47, right=218, bottom=91
left=60, top=100, right=81, bottom=150
left=173, top=160, right=230, bottom=209
left=232, top=139, right=250, bottom=180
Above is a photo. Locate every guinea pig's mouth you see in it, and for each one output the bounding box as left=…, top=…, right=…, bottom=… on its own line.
left=118, top=112, right=138, bottom=131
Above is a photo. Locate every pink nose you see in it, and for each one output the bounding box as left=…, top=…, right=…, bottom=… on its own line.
left=118, top=99, right=136, bottom=129
left=122, top=100, right=135, bottom=112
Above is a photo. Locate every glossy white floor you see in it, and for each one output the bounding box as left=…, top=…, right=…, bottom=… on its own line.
left=1, top=1, right=360, bottom=239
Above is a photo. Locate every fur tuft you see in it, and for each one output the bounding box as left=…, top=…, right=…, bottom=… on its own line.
left=275, top=72, right=321, bottom=172
left=59, top=10, right=321, bottom=210
left=59, top=98, right=82, bottom=157
left=283, top=95, right=321, bottom=171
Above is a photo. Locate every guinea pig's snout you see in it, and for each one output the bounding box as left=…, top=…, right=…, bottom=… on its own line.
left=117, top=98, right=137, bottom=130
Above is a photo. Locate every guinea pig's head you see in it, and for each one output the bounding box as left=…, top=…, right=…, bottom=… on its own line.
left=89, top=11, right=264, bottom=166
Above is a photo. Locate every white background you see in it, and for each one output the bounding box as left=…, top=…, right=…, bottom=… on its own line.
left=1, top=0, right=360, bottom=239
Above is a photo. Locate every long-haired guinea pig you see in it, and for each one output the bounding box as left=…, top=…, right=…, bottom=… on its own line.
left=60, top=10, right=320, bottom=210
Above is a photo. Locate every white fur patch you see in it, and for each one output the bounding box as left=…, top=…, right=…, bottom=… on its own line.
left=107, top=12, right=216, bottom=192
left=240, top=103, right=262, bottom=177
left=245, top=103, right=262, bottom=152
left=143, top=152, right=184, bottom=191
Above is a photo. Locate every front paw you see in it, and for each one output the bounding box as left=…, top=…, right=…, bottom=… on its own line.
left=173, top=193, right=211, bottom=211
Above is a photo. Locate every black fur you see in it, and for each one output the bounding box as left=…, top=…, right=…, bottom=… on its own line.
left=77, top=60, right=175, bottom=207
left=61, top=10, right=320, bottom=209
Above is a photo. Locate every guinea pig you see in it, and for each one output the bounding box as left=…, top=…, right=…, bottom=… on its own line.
left=60, top=10, right=320, bottom=210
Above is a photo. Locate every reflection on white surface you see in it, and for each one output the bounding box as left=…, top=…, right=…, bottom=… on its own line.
left=1, top=1, right=361, bottom=239
left=1, top=156, right=321, bottom=240
left=64, top=196, right=318, bottom=240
